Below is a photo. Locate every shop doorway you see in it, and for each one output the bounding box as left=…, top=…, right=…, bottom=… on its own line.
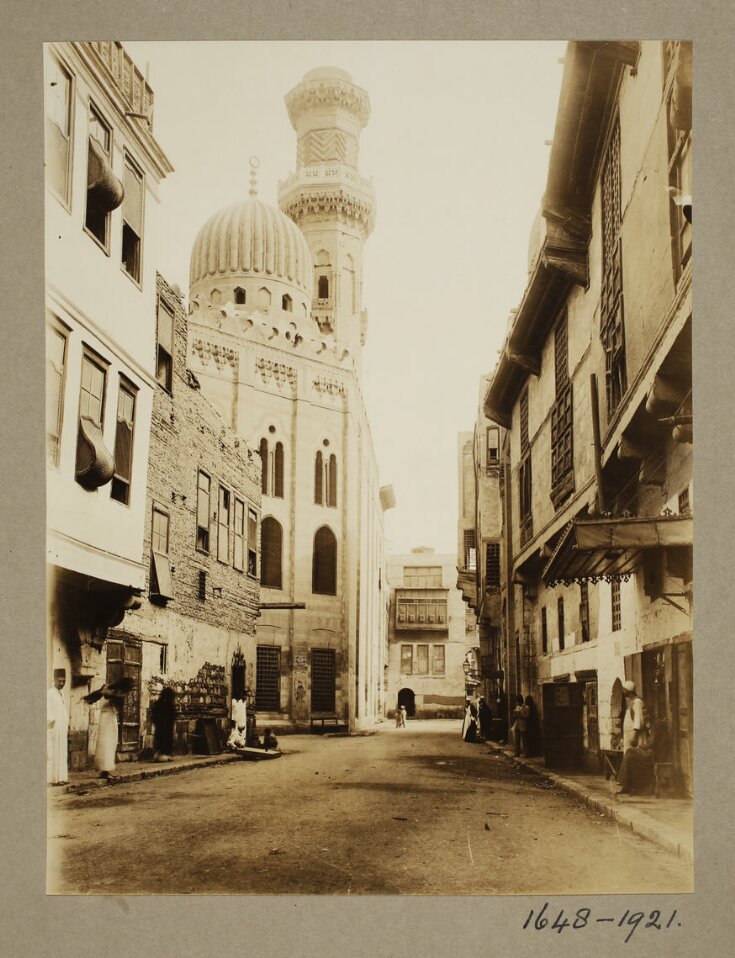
left=542, top=682, right=583, bottom=770
left=578, top=674, right=601, bottom=772
left=231, top=654, right=246, bottom=701
left=397, top=687, right=415, bottom=717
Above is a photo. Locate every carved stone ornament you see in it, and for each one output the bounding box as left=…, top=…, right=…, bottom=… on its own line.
left=255, top=357, right=297, bottom=388
left=281, top=189, right=375, bottom=236
left=192, top=339, right=238, bottom=370
left=313, top=376, right=346, bottom=398
left=286, top=79, right=371, bottom=127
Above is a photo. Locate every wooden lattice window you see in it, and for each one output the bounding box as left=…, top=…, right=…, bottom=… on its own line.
left=600, top=117, right=627, bottom=420
left=580, top=580, right=590, bottom=643
left=255, top=646, right=280, bottom=711
left=611, top=578, right=622, bottom=632
left=485, top=542, right=501, bottom=590
left=463, top=529, right=477, bottom=571
left=551, top=313, right=574, bottom=506
left=310, top=648, right=336, bottom=712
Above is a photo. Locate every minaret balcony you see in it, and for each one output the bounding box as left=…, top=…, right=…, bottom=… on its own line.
left=278, top=164, right=373, bottom=202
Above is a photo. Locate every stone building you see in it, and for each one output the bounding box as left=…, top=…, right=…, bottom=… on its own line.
left=115, top=275, right=262, bottom=758
left=45, top=42, right=173, bottom=768
left=457, top=381, right=507, bottom=727
left=184, top=67, right=390, bottom=731
left=386, top=550, right=471, bottom=720
left=481, top=41, right=693, bottom=788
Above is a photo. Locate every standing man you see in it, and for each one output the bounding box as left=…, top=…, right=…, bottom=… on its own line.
left=47, top=668, right=69, bottom=785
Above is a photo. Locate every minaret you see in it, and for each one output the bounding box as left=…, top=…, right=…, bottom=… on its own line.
left=278, top=67, right=376, bottom=362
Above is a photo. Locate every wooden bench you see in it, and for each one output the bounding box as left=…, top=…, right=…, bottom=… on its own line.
left=310, top=712, right=341, bottom=733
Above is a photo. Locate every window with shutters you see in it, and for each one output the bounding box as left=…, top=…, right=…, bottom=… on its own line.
left=150, top=506, right=173, bottom=601
left=600, top=117, right=627, bottom=419
left=665, top=42, right=692, bottom=281
left=312, top=526, right=337, bottom=595
left=557, top=596, right=565, bottom=651
left=518, top=389, right=533, bottom=545
left=463, top=529, right=477, bottom=571
left=121, top=153, right=144, bottom=284
left=196, top=470, right=210, bottom=552
left=416, top=645, right=429, bottom=675
left=403, top=566, right=442, bottom=588
left=84, top=104, right=113, bottom=249
left=76, top=350, right=108, bottom=484
left=611, top=578, right=622, bottom=632
left=46, top=322, right=68, bottom=467
left=261, top=516, right=283, bottom=589
left=432, top=645, right=446, bottom=675
left=551, top=312, right=574, bottom=506
left=485, top=542, right=501, bottom=590
left=486, top=425, right=500, bottom=469
left=110, top=378, right=136, bottom=504
left=156, top=297, right=174, bottom=391
left=400, top=645, right=413, bottom=674
left=580, top=580, right=590, bottom=643
left=233, top=498, right=245, bottom=571
left=247, top=507, right=258, bottom=576
left=217, top=485, right=230, bottom=563
left=45, top=54, right=73, bottom=204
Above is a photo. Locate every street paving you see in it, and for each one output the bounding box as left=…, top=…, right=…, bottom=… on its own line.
left=48, top=720, right=693, bottom=895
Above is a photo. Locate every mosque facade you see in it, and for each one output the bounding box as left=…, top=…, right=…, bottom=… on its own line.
left=185, top=68, right=392, bottom=731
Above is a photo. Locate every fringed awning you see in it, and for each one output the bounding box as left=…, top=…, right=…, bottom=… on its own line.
left=87, top=138, right=125, bottom=212
left=542, top=514, right=693, bottom=586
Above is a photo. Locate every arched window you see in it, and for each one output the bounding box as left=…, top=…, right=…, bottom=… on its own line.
left=274, top=442, right=284, bottom=498
left=314, top=451, right=323, bottom=504
left=234, top=287, right=246, bottom=305
left=312, top=526, right=337, bottom=595
left=261, top=517, right=283, bottom=590
left=258, top=438, right=268, bottom=495
left=282, top=294, right=292, bottom=312
left=318, top=275, right=329, bottom=299
left=327, top=454, right=337, bottom=508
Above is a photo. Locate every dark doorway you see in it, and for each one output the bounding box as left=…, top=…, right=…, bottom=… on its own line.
left=311, top=648, right=336, bottom=712
left=231, top=659, right=246, bottom=701
left=255, top=646, right=280, bottom=711
left=542, top=682, right=583, bottom=770
left=397, top=687, right=415, bottom=717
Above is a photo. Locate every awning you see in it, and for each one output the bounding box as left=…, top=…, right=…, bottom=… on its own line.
left=542, top=514, right=693, bottom=586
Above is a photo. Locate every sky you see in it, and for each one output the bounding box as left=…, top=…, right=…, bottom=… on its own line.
left=124, top=40, right=566, bottom=556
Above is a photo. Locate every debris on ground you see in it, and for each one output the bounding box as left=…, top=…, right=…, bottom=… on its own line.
left=484, top=823, right=491, bottom=831
left=392, top=816, right=408, bottom=821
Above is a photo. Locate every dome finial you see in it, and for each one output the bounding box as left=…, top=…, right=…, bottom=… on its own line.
left=249, top=156, right=260, bottom=197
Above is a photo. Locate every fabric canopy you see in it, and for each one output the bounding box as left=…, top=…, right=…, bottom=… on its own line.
left=542, top=514, right=693, bottom=586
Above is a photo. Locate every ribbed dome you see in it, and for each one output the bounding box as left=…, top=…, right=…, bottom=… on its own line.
left=189, top=198, right=313, bottom=297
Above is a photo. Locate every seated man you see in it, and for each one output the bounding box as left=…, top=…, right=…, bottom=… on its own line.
left=262, top=728, right=279, bottom=750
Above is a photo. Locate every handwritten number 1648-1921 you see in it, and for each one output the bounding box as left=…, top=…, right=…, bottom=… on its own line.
left=522, top=903, right=681, bottom=943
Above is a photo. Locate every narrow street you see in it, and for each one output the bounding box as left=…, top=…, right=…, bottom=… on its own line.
left=49, top=721, right=691, bottom=896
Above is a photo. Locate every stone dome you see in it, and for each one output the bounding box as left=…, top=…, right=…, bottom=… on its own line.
left=189, top=197, right=313, bottom=298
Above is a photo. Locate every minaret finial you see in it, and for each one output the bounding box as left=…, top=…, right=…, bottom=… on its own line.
left=249, top=156, right=260, bottom=197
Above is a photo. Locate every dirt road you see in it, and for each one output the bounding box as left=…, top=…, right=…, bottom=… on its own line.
left=48, top=720, right=692, bottom=895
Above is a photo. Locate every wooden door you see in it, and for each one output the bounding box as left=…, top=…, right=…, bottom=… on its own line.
left=105, top=634, right=142, bottom=753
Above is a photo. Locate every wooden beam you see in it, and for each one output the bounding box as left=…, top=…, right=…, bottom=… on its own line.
left=508, top=350, right=541, bottom=376
left=617, top=436, right=647, bottom=460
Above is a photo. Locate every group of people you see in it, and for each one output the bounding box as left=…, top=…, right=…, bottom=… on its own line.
left=47, top=669, right=178, bottom=785
left=461, top=691, right=540, bottom=757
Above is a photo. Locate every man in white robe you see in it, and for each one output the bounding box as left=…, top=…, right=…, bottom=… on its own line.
left=47, top=668, right=69, bottom=785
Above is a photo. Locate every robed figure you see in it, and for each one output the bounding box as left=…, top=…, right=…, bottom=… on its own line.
left=47, top=668, right=69, bottom=785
